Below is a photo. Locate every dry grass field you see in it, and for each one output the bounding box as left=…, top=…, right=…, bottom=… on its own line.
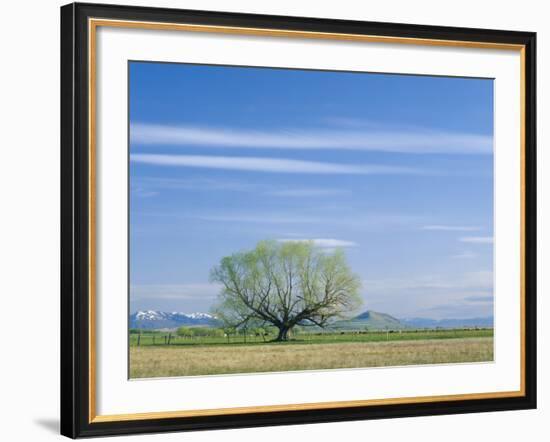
left=129, top=337, right=493, bottom=378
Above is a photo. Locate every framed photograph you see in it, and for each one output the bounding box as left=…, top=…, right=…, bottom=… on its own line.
left=60, top=2, right=536, bottom=438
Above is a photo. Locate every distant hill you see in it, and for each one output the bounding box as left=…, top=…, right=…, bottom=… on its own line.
left=129, top=309, right=493, bottom=331
left=129, top=310, right=220, bottom=329
left=400, top=316, right=494, bottom=329
left=332, top=310, right=405, bottom=330
left=332, top=310, right=493, bottom=331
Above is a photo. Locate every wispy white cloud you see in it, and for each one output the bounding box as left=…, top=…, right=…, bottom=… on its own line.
left=362, top=271, right=493, bottom=319
left=451, top=251, right=477, bottom=259
left=419, top=302, right=494, bottom=319
left=422, top=225, right=482, bottom=232
left=131, top=123, right=492, bottom=155
left=197, top=214, right=319, bottom=224
left=133, top=176, right=252, bottom=192
left=130, top=283, right=221, bottom=300
left=277, top=238, right=358, bottom=248
left=130, top=154, right=423, bottom=175
left=462, top=270, right=494, bottom=287
left=363, top=271, right=493, bottom=296
left=132, top=177, right=352, bottom=201
left=131, top=185, right=159, bottom=198
left=459, top=236, right=493, bottom=244
left=464, top=295, right=493, bottom=303
left=187, top=212, right=423, bottom=231
left=423, top=293, right=494, bottom=318
left=130, top=283, right=222, bottom=313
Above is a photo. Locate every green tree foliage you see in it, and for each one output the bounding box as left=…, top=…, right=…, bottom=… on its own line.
left=177, top=326, right=225, bottom=338
left=210, top=240, right=362, bottom=341
left=176, top=326, right=195, bottom=338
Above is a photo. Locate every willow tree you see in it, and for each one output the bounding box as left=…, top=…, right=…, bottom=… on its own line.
left=210, top=240, right=362, bottom=341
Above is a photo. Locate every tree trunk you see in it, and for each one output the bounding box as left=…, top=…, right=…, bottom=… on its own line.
left=274, top=326, right=290, bottom=341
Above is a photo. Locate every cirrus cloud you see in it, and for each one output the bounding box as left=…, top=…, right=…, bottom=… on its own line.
left=131, top=122, right=492, bottom=155
left=423, top=225, right=481, bottom=232
left=459, top=236, right=493, bottom=244
left=131, top=154, right=424, bottom=175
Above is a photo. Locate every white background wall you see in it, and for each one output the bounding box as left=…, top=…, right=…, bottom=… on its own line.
left=0, top=0, right=547, bottom=440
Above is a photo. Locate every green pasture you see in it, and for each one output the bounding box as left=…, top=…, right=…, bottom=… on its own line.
left=129, top=327, right=493, bottom=347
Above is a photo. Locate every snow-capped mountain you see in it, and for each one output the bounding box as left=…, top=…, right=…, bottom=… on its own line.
left=130, top=310, right=219, bottom=329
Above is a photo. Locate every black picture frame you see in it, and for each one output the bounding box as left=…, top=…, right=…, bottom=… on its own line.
left=61, top=2, right=537, bottom=438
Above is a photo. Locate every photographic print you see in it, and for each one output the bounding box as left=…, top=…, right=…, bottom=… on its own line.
left=128, top=62, right=495, bottom=379
left=61, top=5, right=536, bottom=436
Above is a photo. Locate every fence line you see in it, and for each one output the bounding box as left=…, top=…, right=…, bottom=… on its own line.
left=130, top=328, right=493, bottom=346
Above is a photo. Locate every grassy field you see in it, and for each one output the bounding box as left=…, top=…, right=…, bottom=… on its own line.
left=129, top=328, right=493, bottom=347
left=129, top=330, right=494, bottom=378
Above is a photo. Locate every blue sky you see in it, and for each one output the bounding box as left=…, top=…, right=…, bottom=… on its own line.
left=129, top=61, right=494, bottom=319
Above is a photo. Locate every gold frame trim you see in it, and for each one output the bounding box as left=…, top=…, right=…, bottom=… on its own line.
left=88, top=18, right=527, bottom=424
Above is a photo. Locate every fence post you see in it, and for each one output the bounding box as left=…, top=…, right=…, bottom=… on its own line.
left=137, top=333, right=141, bottom=346
left=168, top=333, right=172, bottom=345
